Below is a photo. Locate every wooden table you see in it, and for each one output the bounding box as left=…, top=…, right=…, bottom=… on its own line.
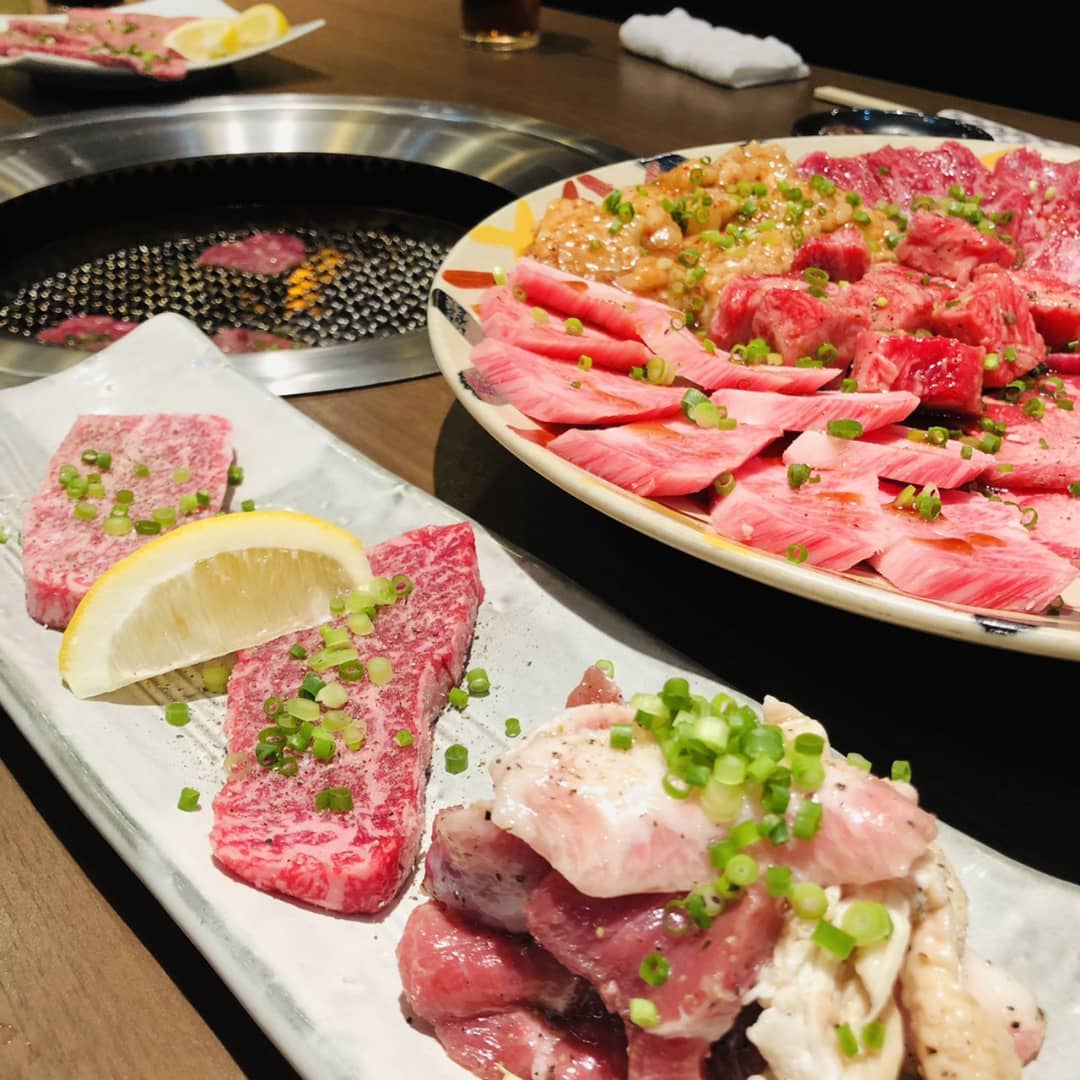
left=2, top=4, right=1079, bottom=1077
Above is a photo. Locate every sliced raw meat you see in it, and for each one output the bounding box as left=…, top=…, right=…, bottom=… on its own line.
left=930, top=266, right=1046, bottom=387
left=21, top=414, right=233, bottom=629
left=873, top=491, right=1075, bottom=613
left=478, top=286, right=651, bottom=371
left=843, top=263, right=950, bottom=333
left=397, top=901, right=586, bottom=1022
left=896, top=211, right=1016, bottom=282
left=797, top=142, right=989, bottom=208
left=688, top=353, right=838, bottom=394
left=790, top=225, right=870, bottom=282
left=198, top=233, right=307, bottom=276
left=710, top=387, right=918, bottom=434
left=36, top=315, right=140, bottom=351
left=210, top=524, right=482, bottom=914
left=509, top=257, right=647, bottom=340
left=750, top=286, right=870, bottom=367
left=1011, top=491, right=1080, bottom=561
left=211, top=329, right=299, bottom=355
left=422, top=803, right=550, bottom=933
left=977, top=379, right=1080, bottom=489
left=526, top=872, right=782, bottom=1041
left=1012, top=270, right=1080, bottom=350
left=469, top=339, right=684, bottom=426
left=850, top=331, right=985, bottom=414
left=784, top=427, right=992, bottom=489
left=1, top=10, right=192, bottom=79
left=1046, top=351, right=1080, bottom=374
left=566, top=664, right=623, bottom=708
left=709, top=457, right=890, bottom=571
left=435, top=1010, right=628, bottom=1080
left=627, top=1032, right=711, bottom=1080
left=547, top=417, right=782, bottom=497
left=709, top=275, right=801, bottom=348
left=491, top=704, right=717, bottom=897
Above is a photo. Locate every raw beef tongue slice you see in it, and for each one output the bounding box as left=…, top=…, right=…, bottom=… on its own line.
left=210, top=523, right=482, bottom=914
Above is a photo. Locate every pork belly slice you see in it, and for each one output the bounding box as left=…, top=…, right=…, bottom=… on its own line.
left=708, top=458, right=891, bottom=571
left=784, top=427, right=992, bottom=490
left=930, top=266, right=1046, bottom=387
left=851, top=331, right=984, bottom=414
left=750, top=285, right=870, bottom=368
left=526, top=872, right=782, bottom=1042
left=21, top=413, right=233, bottom=629
left=435, top=1010, right=628, bottom=1080
left=975, top=376, right=1080, bottom=490
left=547, top=417, right=782, bottom=497
left=469, top=339, right=684, bottom=426
left=791, top=225, right=870, bottom=283
left=478, top=285, right=651, bottom=372
left=896, top=210, right=1016, bottom=282
left=210, top=523, right=482, bottom=914
left=1012, top=269, right=1080, bottom=350
left=710, top=387, right=918, bottom=434
left=491, top=702, right=934, bottom=896
left=396, top=901, right=587, bottom=1022
left=422, top=803, right=550, bottom=934
left=872, top=491, right=1076, bottom=613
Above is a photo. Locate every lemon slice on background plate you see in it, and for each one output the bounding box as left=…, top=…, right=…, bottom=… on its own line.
left=163, top=17, right=240, bottom=61
left=60, top=510, right=371, bottom=699
left=234, top=3, right=291, bottom=49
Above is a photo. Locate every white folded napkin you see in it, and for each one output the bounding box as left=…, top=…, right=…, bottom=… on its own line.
left=619, top=8, right=809, bottom=89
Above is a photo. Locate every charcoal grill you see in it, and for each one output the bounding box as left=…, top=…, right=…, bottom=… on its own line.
left=0, top=95, right=627, bottom=392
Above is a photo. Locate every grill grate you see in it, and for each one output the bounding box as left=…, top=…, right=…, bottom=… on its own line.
left=0, top=224, right=452, bottom=348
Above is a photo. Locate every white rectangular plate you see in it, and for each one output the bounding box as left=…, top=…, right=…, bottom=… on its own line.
left=0, top=315, right=1076, bottom=1077
left=0, top=0, right=324, bottom=79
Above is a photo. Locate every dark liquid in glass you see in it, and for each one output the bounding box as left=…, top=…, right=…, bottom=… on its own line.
left=460, top=0, right=540, bottom=50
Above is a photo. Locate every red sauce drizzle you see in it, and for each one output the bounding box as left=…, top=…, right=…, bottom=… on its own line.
left=443, top=269, right=496, bottom=289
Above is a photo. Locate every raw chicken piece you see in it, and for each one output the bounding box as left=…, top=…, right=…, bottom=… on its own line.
left=901, top=852, right=1026, bottom=1080
left=422, top=804, right=550, bottom=933
left=526, top=871, right=782, bottom=1041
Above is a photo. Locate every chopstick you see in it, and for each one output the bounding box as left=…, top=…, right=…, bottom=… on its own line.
left=813, top=85, right=916, bottom=113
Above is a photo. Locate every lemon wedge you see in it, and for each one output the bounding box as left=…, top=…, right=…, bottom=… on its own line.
left=60, top=510, right=371, bottom=699
left=234, top=4, right=290, bottom=50
left=163, top=17, right=240, bottom=62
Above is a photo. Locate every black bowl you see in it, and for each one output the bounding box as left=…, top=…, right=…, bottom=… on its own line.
left=791, top=108, right=992, bottom=141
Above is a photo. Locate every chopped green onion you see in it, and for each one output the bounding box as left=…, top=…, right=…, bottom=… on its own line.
left=787, top=463, right=812, bottom=489
left=152, top=506, right=176, bottom=526
left=841, top=900, right=894, bottom=947
left=263, top=695, right=284, bottom=717
left=724, top=853, right=759, bottom=887
left=103, top=515, right=133, bottom=536
left=195, top=489, right=211, bottom=507
left=288, top=644, right=308, bottom=660
left=202, top=664, right=230, bottom=694
left=133, top=463, right=150, bottom=478
left=983, top=352, right=1000, bottom=371
left=86, top=481, right=106, bottom=500
left=681, top=387, right=710, bottom=418
left=847, top=751, right=872, bottom=771
left=564, top=317, right=584, bottom=336
left=891, top=759, right=912, bottom=782
left=813, top=919, right=856, bottom=959
left=320, top=624, right=350, bottom=647
left=577, top=354, right=593, bottom=370
left=765, top=865, right=792, bottom=897
left=311, top=731, right=336, bottom=761
left=794, top=733, right=825, bottom=756
left=66, top=477, right=88, bottom=500
left=610, top=723, right=634, bottom=751
left=277, top=757, right=299, bottom=777
left=395, top=729, right=414, bottom=748
left=862, top=1020, right=886, bottom=1051
left=316, top=682, right=348, bottom=709
left=449, top=687, right=469, bottom=710
left=227, top=465, right=244, bottom=485
left=347, top=612, right=374, bottom=636
left=315, top=786, right=354, bottom=812
left=58, top=465, right=79, bottom=486
left=368, top=657, right=394, bottom=685
left=505, top=717, right=521, bottom=737
left=1023, top=397, right=1046, bottom=420
left=466, top=668, right=491, bottom=695
left=790, top=882, right=828, bottom=920
left=177, top=787, right=200, bottom=812
left=321, top=710, right=348, bottom=732
left=714, top=472, right=736, bottom=496
left=445, top=743, right=469, bottom=774
left=338, top=659, right=365, bottom=681
left=241, top=499, right=255, bottom=512
left=853, top=209, right=872, bottom=226
left=81, top=449, right=98, bottom=464
left=346, top=588, right=377, bottom=615
left=114, top=488, right=134, bottom=504
left=73, top=500, right=99, bottom=521
left=792, top=799, right=823, bottom=840
left=792, top=754, right=826, bottom=792
left=786, top=543, right=809, bottom=564
left=826, top=419, right=864, bottom=439
left=343, top=721, right=367, bottom=751
left=176, top=493, right=197, bottom=516
left=638, top=952, right=670, bottom=987
left=837, top=1023, right=859, bottom=1058
left=595, top=659, right=615, bottom=678
left=629, top=998, right=659, bottom=1030
left=845, top=191, right=861, bottom=206
left=164, top=702, right=191, bottom=727
left=646, top=355, right=676, bottom=386
left=308, top=646, right=359, bottom=672
left=285, top=697, right=320, bottom=723
left=300, top=673, right=326, bottom=700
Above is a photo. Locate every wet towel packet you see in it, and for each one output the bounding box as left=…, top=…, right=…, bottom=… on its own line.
left=619, top=8, right=809, bottom=89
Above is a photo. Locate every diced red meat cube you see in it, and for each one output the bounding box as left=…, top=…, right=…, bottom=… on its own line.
left=896, top=211, right=1016, bottom=283
left=1012, top=270, right=1080, bottom=350
left=844, top=263, right=953, bottom=332
left=790, top=225, right=870, bottom=283
left=931, top=267, right=1046, bottom=387
left=709, top=274, right=801, bottom=348
left=750, top=286, right=870, bottom=368
left=851, top=331, right=985, bottom=414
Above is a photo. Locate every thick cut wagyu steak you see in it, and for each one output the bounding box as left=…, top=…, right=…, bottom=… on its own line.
left=22, top=414, right=234, bottom=629
left=210, top=523, right=483, bottom=914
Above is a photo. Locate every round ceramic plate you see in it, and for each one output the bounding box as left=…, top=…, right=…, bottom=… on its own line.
left=427, top=134, right=1080, bottom=660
